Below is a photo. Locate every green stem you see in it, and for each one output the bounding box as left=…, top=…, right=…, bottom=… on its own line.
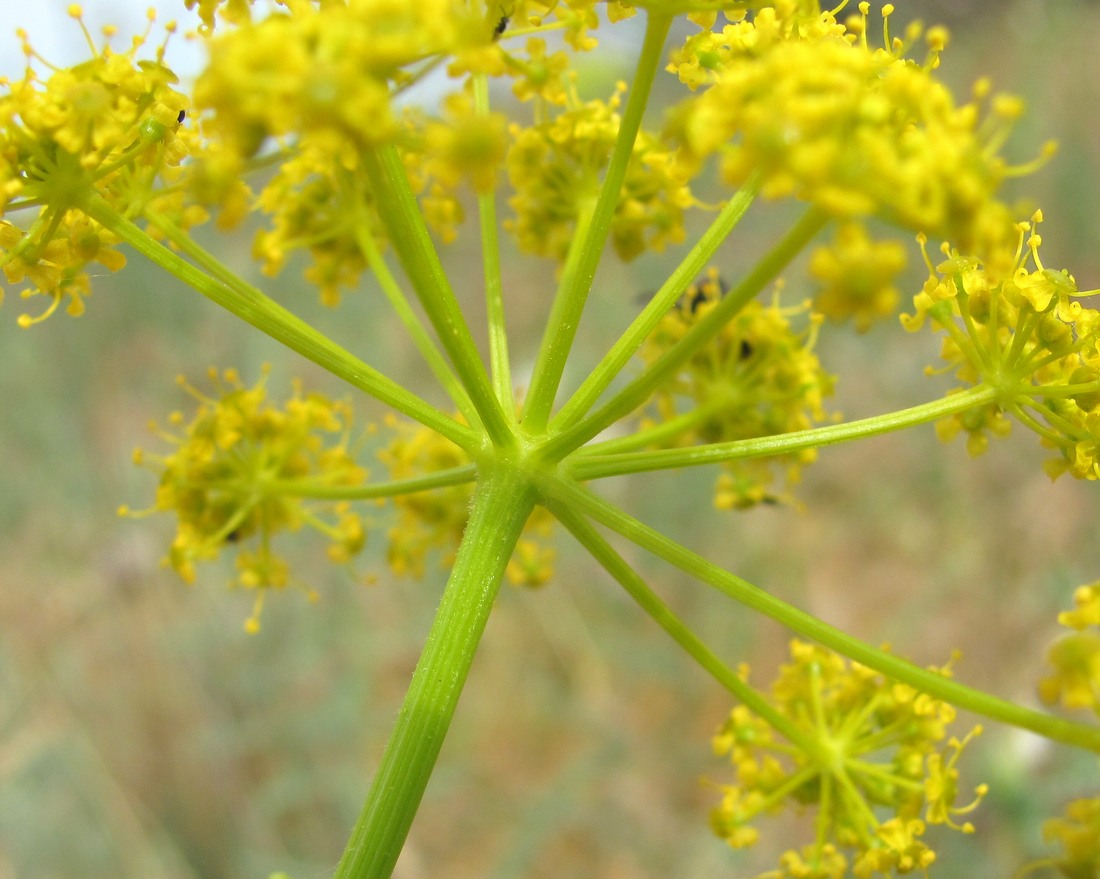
left=538, top=206, right=829, bottom=461
left=575, top=388, right=749, bottom=458
left=549, top=500, right=812, bottom=750
left=361, top=143, right=513, bottom=448
left=263, top=464, right=477, bottom=500
left=569, top=386, right=999, bottom=479
left=116, top=201, right=476, bottom=450
left=549, top=172, right=762, bottom=432
left=521, top=11, right=673, bottom=432
left=473, top=73, right=515, bottom=412
left=354, top=224, right=481, bottom=428
left=540, top=475, right=1100, bottom=754
left=334, top=464, right=536, bottom=879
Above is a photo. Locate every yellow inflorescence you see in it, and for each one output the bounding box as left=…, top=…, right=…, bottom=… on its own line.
left=809, top=222, right=908, bottom=332
left=125, top=367, right=367, bottom=631
left=183, top=0, right=253, bottom=32
left=3, top=0, right=1062, bottom=332
left=0, top=8, right=193, bottom=324
left=639, top=269, right=835, bottom=509
left=711, top=640, right=986, bottom=878
left=5, top=1, right=1093, bottom=866
left=251, top=145, right=385, bottom=307
left=902, top=212, right=1100, bottom=478
left=1039, top=583, right=1100, bottom=717
left=193, top=0, right=485, bottom=155
left=505, top=83, right=694, bottom=264
left=125, top=373, right=561, bottom=626
left=665, top=3, right=1050, bottom=251
left=1039, top=797, right=1100, bottom=879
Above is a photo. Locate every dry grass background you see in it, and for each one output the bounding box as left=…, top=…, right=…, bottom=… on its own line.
left=2, top=2, right=1100, bottom=877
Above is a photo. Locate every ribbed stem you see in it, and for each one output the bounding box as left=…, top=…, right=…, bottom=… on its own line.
left=333, top=464, right=536, bottom=879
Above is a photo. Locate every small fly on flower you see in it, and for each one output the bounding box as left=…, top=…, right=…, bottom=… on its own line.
left=637, top=273, right=730, bottom=314
left=675, top=275, right=753, bottom=360
left=679, top=273, right=728, bottom=314
left=492, top=2, right=514, bottom=39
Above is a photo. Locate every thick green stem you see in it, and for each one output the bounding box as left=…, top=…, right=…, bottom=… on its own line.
left=541, top=475, right=1100, bottom=754
left=333, top=464, right=536, bottom=879
left=521, top=11, right=673, bottom=432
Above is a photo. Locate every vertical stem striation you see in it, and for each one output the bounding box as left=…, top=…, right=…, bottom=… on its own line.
left=334, top=463, right=536, bottom=879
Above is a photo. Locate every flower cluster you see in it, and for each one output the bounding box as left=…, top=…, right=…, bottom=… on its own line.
left=665, top=3, right=1051, bottom=250
left=711, top=640, right=987, bottom=877
left=639, top=269, right=834, bottom=508
left=0, top=7, right=193, bottom=324
left=1039, top=583, right=1100, bottom=717
left=251, top=145, right=385, bottom=306
left=193, top=0, right=488, bottom=157
left=505, top=85, right=693, bottom=263
left=902, top=212, right=1100, bottom=476
left=123, top=367, right=367, bottom=632
left=127, top=366, right=561, bottom=626
left=1036, top=797, right=1100, bottom=879
left=809, top=222, right=908, bottom=331
left=183, top=0, right=253, bottom=33
left=7, top=0, right=1097, bottom=872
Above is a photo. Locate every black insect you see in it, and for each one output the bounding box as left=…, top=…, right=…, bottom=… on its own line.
left=177, top=109, right=186, bottom=124
left=679, top=274, right=729, bottom=314
left=635, top=274, right=730, bottom=315
left=493, top=13, right=509, bottom=39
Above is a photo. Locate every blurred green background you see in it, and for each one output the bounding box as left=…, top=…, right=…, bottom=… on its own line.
left=2, top=2, right=1100, bottom=877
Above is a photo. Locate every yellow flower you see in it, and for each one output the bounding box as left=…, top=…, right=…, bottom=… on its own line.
left=505, top=83, right=694, bottom=263
left=124, top=367, right=367, bottom=630
left=923, top=729, right=987, bottom=832
left=711, top=641, right=986, bottom=875
left=665, top=4, right=1052, bottom=249
left=505, top=37, right=572, bottom=105
left=773, top=843, right=848, bottom=879
left=853, top=819, right=934, bottom=877
left=252, top=146, right=384, bottom=306
left=1040, top=584, right=1100, bottom=717
left=184, top=0, right=255, bottom=32
left=809, top=222, right=908, bottom=331
left=0, top=8, right=191, bottom=323
left=194, top=0, right=487, bottom=157
left=1040, top=798, right=1100, bottom=879
left=902, top=213, right=1100, bottom=478
left=422, top=92, right=508, bottom=196
left=639, top=270, right=834, bottom=508
left=1059, top=584, right=1100, bottom=631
